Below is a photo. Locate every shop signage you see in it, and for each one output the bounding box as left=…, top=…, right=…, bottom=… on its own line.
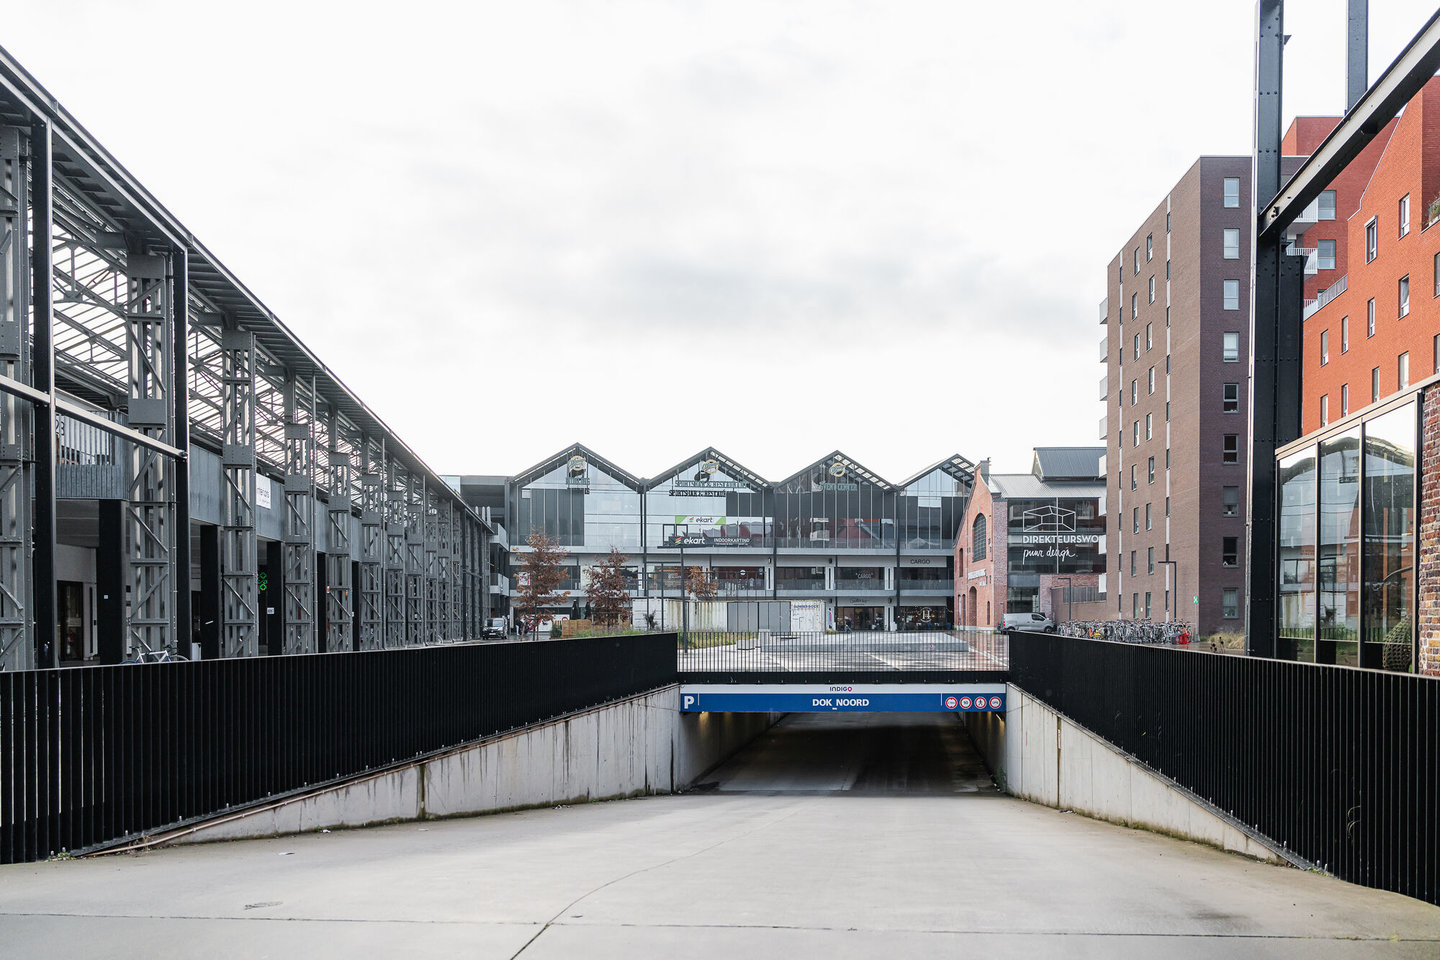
left=255, top=477, right=272, bottom=509
left=659, top=535, right=752, bottom=548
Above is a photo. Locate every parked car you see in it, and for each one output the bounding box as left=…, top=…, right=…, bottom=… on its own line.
left=482, top=617, right=507, bottom=639
left=1001, top=612, right=1056, bottom=634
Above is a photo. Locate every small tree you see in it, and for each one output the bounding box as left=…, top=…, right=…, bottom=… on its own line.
left=587, top=548, right=632, bottom=629
left=514, top=531, right=569, bottom=638
left=684, top=566, right=718, bottom=602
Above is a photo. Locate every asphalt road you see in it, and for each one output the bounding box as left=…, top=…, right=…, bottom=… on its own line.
left=1, top=713, right=1438, bottom=959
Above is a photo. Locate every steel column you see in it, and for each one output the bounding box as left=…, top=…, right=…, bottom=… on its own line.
left=282, top=380, right=315, bottom=654
left=406, top=474, right=425, bottom=645
left=30, top=120, right=56, bottom=669
left=0, top=127, right=31, bottom=671
left=384, top=458, right=406, bottom=647
left=325, top=413, right=353, bottom=652
left=220, top=327, right=258, bottom=657
left=1348, top=0, right=1369, bottom=111
left=357, top=436, right=383, bottom=649
left=123, top=246, right=174, bottom=657
left=171, top=249, right=191, bottom=658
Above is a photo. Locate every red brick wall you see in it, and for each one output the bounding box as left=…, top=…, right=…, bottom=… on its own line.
left=1303, top=79, right=1440, bottom=433
left=1419, top=388, right=1440, bottom=677
left=955, top=476, right=1002, bottom=627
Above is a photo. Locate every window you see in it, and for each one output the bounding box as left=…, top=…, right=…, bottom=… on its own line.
left=1165, top=355, right=1170, bottom=373
left=1145, top=412, right=1153, bottom=439
left=1399, top=193, right=1410, bottom=237
left=1133, top=333, right=1140, bottom=359
left=1147, top=367, right=1155, bottom=394
left=1223, top=279, right=1240, bottom=310
left=1166, top=211, right=1170, bottom=232
left=1148, top=276, right=1155, bottom=303
left=1399, top=351, right=1410, bottom=389
left=1166, top=259, right=1170, bottom=279
left=1318, top=239, right=1335, bottom=270
left=1132, top=421, right=1139, bottom=447
left=1165, top=496, right=1170, bottom=517
left=972, top=515, right=986, bottom=561
left=1132, top=507, right=1139, bottom=533
left=1399, top=275, right=1410, bottom=317
left=1435, top=252, right=1440, bottom=297
left=1318, top=189, right=1336, bottom=220
left=1145, top=503, right=1152, bottom=530
left=1341, top=316, right=1349, bottom=353
left=1130, top=465, right=1136, bottom=490
left=1222, top=486, right=1239, bottom=516
left=1165, top=448, right=1170, bottom=469
left=1130, top=551, right=1136, bottom=576
left=1147, top=456, right=1155, bottom=483
left=1223, top=177, right=1240, bottom=208
left=1166, top=401, right=1170, bottom=421
left=1320, top=393, right=1329, bottom=426
left=1133, top=248, right=1139, bottom=275
left=1222, top=588, right=1239, bottom=619
left=1145, top=323, right=1153, bottom=350
left=1435, top=334, right=1440, bottom=374
left=1367, top=298, right=1376, bottom=337
left=1223, top=434, right=1239, bottom=463
left=1131, top=292, right=1138, bottom=319
left=1131, top=380, right=1137, bottom=405
left=1372, top=366, right=1380, bottom=402
left=1320, top=329, right=1329, bottom=365
left=1222, top=537, right=1238, bottom=567
left=1147, top=547, right=1155, bottom=575
left=1223, top=228, right=1240, bottom=259
left=1223, top=382, right=1239, bottom=413
left=1223, top=331, right=1239, bottom=362
left=1366, top=217, right=1378, bottom=262
left=1341, top=383, right=1349, bottom=416
left=1146, top=233, right=1154, bottom=261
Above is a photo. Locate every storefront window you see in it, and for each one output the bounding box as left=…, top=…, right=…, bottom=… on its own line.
left=1317, top=428, right=1361, bottom=665
left=1362, top=403, right=1415, bottom=669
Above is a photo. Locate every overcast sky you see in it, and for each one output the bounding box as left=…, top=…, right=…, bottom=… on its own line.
left=5, top=1, right=1438, bottom=482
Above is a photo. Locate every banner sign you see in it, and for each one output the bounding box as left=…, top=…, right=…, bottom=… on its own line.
left=659, top=535, right=751, bottom=548
left=679, top=683, right=1006, bottom=713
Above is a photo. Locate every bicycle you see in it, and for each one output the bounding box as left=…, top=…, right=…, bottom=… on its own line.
left=121, top=643, right=188, bottom=665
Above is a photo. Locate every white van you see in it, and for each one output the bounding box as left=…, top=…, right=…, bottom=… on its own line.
left=1001, top=612, right=1056, bottom=634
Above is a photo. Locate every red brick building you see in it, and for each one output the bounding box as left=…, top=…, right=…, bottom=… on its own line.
left=1275, top=79, right=1440, bottom=677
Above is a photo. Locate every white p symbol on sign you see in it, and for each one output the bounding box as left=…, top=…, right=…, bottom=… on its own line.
left=682, top=695, right=695, bottom=710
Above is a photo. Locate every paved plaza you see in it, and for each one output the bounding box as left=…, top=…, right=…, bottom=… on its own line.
left=1, top=714, right=1437, bottom=959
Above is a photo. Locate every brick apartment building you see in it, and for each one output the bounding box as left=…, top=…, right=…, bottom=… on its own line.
left=1103, top=158, right=1255, bottom=636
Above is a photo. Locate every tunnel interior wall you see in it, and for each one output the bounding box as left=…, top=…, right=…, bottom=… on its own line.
left=167, top=686, right=778, bottom=846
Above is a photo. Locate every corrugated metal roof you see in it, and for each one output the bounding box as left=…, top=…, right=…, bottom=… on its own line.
left=1032, top=446, right=1105, bottom=481
left=989, top=473, right=1105, bottom=500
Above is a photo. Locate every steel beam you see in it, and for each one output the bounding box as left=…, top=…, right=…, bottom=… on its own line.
left=1348, top=0, right=1369, bottom=110
left=172, top=248, right=192, bottom=658
left=0, top=127, right=31, bottom=671
left=358, top=435, right=384, bottom=650
left=1259, top=6, right=1440, bottom=242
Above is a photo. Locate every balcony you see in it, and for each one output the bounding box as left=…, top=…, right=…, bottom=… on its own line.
left=1098, top=335, right=1108, bottom=362
left=898, top=579, right=955, bottom=594
left=1098, top=297, right=1108, bottom=324
left=489, top=573, right=510, bottom=595
left=1285, top=243, right=1319, bottom=277
left=1098, top=413, right=1107, bottom=442
left=1098, top=374, right=1107, bottom=401
left=1303, top=274, right=1347, bottom=320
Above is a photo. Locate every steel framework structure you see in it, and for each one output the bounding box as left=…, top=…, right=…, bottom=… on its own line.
left=0, top=46, right=489, bottom=670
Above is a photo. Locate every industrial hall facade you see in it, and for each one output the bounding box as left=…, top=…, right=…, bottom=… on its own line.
left=449, top=445, right=977, bottom=632
left=0, top=48, right=491, bottom=671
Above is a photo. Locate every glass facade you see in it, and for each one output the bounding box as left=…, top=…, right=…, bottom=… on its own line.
left=1002, top=495, right=1105, bottom=612
left=1276, top=400, right=1416, bottom=671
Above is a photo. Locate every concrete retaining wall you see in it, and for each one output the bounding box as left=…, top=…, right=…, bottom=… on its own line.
left=169, top=685, right=774, bottom=845
left=967, top=683, right=1283, bottom=863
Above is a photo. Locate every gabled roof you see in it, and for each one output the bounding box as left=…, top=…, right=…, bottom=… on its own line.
left=899, top=453, right=976, bottom=489
left=510, top=442, right=643, bottom=491
left=648, top=447, right=770, bottom=491
left=778, top=451, right=894, bottom=492
left=1031, top=446, right=1104, bottom=481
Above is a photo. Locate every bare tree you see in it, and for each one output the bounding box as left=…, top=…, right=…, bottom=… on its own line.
left=684, top=565, right=718, bottom=602
left=587, top=548, right=632, bottom=630
left=514, top=531, right=569, bottom=639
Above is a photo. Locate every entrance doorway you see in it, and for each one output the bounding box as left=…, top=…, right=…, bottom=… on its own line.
left=58, top=580, right=87, bottom=662
left=835, top=605, right=882, bottom=631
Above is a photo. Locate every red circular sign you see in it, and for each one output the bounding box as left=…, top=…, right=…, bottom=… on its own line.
left=945, top=696, right=958, bottom=710
left=959, top=697, right=973, bottom=709
left=988, top=696, right=1002, bottom=709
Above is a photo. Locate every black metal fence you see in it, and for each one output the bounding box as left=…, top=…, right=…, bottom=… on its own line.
left=1009, top=631, right=1439, bottom=906
left=0, top=633, right=676, bottom=864
left=675, top=628, right=1009, bottom=682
